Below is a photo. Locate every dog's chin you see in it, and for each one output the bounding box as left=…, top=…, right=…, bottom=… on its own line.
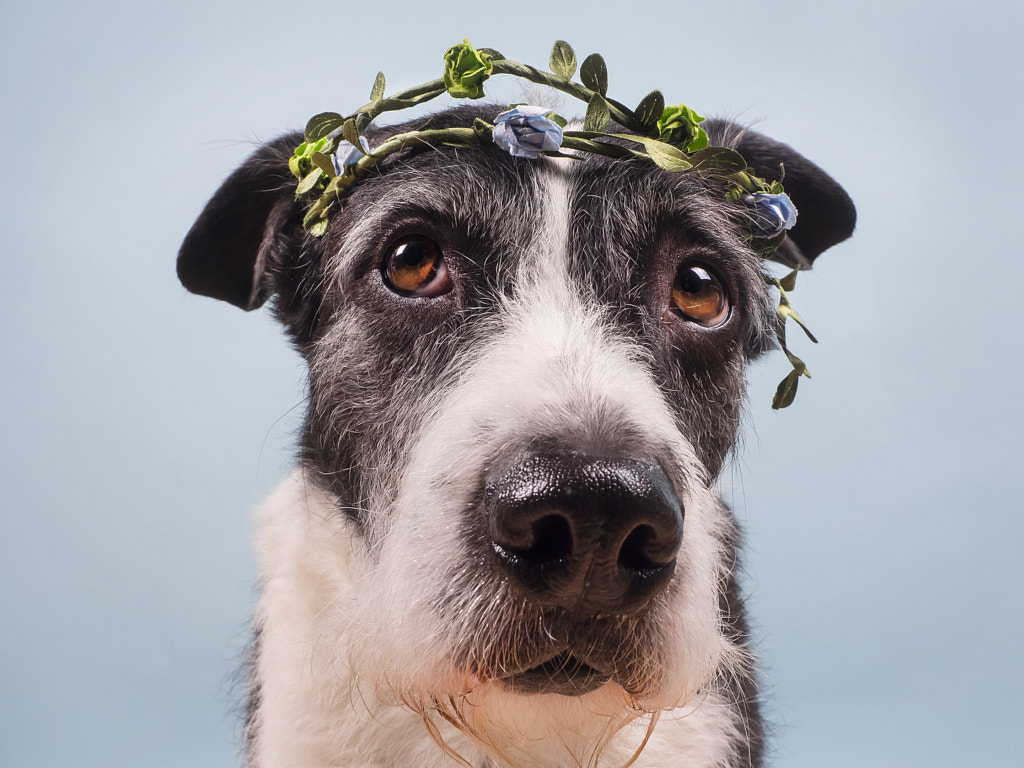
left=497, top=651, right=612, bottom=697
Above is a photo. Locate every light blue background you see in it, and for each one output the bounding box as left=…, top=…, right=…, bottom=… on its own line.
left=2, top=1, right=1021, bottom=766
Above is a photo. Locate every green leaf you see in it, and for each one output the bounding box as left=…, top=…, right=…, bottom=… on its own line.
left=779, top=268, right=798, bottom=293
left=778, top=304, right=818, bottom=343
left=310, top=151, right=335, bottom=178
left=634, top=90, right=665, bottom=130
left=325, top=172, right=357, bottom=199
left=600, top=133, right=694, bottom=170
left=772, top=369, right=801, bottom=409
left=341, top=119, right=361, bottom=147
left=304, top=112, right=344, bottom=142
left=584, top=93, right=611, bottom=133
left=550, top=40, right=577, bottom=80
left=686, top=147, right=748, bottom=174
left=370, top=71, right=386, bottom=102
left=302, top=205, right=322, bottom=230
left=303, top=197, right=333, bottom=236
left=296, top=168, right=323, bottom=196
left=478, top=47, right=504, bottom=60
left=546, top=111, right=568, bottom=128
left=580, top=53, right=608, bottom=95
left=309, top=217, right=329, bottom=237
left=645, top=140, right=692, bottom=171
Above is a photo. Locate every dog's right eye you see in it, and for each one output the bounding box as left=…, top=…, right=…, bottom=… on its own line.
left=382, top=236, right=453, bottom=298
left=668, top=263, right=729, bottom=327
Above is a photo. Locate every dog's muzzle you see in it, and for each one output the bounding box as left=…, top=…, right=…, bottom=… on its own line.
left=483, top=454, right=684, bottom=695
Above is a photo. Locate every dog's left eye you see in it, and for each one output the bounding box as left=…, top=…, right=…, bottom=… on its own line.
left=382, top=236, right=452, bottom=297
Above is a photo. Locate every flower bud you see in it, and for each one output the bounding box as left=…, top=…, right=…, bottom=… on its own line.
left=443, top=39, right=493, bottom=99
left=656, top=104, right=708, bottom=151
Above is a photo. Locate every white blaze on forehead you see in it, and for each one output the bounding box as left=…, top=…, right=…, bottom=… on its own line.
left=496, top=162, right=661, bottom=453
left=517, top=162, right=575, bottom=301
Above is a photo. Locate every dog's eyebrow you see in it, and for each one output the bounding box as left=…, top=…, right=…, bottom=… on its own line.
left=326, top=184, right=454, bottom=281
left=572, top=173, right=755, bottom=267
left=331, top=161, right=544, bottom=276
left=350, top=177, right=454, bottom=230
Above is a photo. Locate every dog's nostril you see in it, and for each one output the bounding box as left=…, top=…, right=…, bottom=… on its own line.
left=512, top=514, right=573, bottom=565
left=618, top=524, right=675, bottom=573
left=493, top=512, right=573, bottom=566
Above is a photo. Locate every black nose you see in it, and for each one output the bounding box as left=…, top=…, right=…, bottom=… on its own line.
left=485, top=454, right=684, bottom=613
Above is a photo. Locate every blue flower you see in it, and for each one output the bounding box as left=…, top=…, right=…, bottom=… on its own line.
left=746, top=192, right=798, bottom=238
left=492, top=106, right=563, bottom=159
left=332, top=136, right=370, bottom=175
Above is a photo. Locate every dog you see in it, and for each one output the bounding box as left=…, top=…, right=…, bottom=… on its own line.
left=178, top=103, right=855, bottom=768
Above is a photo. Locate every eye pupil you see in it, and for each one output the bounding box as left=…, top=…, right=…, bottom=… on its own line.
left=383, top=236, right=452, bottom=297
left=396, top=240, right=429, bottom=269
left=670, top=264, right=728, bottom=326
left=678, top=268, right=704, bottom=295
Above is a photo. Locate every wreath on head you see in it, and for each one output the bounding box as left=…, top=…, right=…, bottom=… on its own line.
left=288, top=39, right=814, bottom=408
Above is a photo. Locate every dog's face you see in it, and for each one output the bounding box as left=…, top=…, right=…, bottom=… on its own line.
left=179, top=105, right=854, bottom=764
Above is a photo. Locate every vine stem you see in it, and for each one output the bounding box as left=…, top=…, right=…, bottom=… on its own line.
left=351, top=126, right=484, bottom=173
left=490, top=60, right=646, bottom=133
left=340, top=60, right=650, bottom=135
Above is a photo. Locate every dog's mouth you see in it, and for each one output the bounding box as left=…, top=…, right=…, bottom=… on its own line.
left=497, top=650, right=612, bottom=697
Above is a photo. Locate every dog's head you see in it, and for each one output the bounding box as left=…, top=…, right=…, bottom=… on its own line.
left=179, top=104, right=853, bottom=762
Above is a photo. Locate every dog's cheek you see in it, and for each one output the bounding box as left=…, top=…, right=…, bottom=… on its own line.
left=656, top=350, right=747, bottom=478
left=300, top=318, right=484, bottom=693
left=301, top=297, right=470, bottom=528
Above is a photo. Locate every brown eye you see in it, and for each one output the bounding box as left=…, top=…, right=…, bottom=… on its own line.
left=670, top=264, right=729, bottom=326
left=382, top=236, right=452, bottom=297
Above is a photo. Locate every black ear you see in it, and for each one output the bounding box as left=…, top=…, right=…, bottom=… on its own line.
left=704, top=120, right=856, bottom=268
left=177, top=133, right=303, bottom=310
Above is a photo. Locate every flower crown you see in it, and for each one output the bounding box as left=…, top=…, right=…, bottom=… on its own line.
left=289, top=39, right=815, bottom=408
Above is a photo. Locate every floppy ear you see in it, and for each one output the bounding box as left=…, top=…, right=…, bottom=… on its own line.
left=704, top=120, right=857, bottom=268
left=177, top=133, right=302, bottom=310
